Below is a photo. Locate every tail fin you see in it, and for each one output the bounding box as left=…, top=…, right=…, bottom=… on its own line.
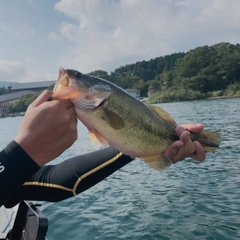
left=190, top=131, right=221, bottom=152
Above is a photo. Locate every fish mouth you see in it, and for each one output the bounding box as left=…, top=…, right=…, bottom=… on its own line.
left=51, top=68, right=79, bottom=100
left=51, top=68, right=112, bottom=109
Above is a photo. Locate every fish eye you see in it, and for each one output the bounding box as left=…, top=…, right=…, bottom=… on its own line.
left=75, top=72, right=82, bottom=78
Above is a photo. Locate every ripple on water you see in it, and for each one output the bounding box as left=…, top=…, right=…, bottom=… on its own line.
left=1, top=98, right=240, bottom=239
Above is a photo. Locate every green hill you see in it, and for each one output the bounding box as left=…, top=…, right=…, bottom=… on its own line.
left=148, top=42, right=240, bottom=103
left=6, top=42, right=240, bottom=113
left=90, top=42, right=240, bottom=103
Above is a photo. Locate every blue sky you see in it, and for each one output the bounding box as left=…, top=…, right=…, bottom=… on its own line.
left=0, top=0, right=240, bottom=82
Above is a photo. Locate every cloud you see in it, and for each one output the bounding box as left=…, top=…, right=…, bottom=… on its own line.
left=49, top=31, right=63, bottom=42
left=0, top=22, right=10, bottom=31
left=0, top=61, right=48, bottom=83
left=14, top=24, right=35, bottom=39
left=51, top=0, right=240, bottom=73
left=59, top=22, right=79, bottom=41
left=0, top=61, right=28, bottom=82
left=1, top=0, right=239, bottom=83
left=0, top=22, right=34, bottom=39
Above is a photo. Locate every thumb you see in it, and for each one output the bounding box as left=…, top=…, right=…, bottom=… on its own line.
left=30, top=90, right=53, bottom=108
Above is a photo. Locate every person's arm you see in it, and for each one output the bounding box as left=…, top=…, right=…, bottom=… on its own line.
left=4, top=147, right=133, bottom=207
left=0, top=141, right=40, bottom=207
left=4, top=124, right=205, bottom=207
left=0, top=91, right=78, bottom=207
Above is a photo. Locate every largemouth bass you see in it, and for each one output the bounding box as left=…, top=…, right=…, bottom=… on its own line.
left=51, top=68, right=221, bottom=170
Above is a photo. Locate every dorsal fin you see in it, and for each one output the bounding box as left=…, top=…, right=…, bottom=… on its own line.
left=149, top=105, right=177, bottom=127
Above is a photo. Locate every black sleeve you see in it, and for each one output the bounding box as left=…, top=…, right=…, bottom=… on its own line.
left=4, top=147, right=133, bottom=208
left=0, top=141, right=40, bottom=207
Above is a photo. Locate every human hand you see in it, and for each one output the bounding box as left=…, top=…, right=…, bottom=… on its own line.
left=163, top=124, right=206, bottom=164
left=14, top=90, right=78, bottom=166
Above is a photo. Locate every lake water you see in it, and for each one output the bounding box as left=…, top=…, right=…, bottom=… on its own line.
left=1, top=97, right=240, bottom=239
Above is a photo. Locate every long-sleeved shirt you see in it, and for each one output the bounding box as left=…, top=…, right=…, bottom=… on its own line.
left=0, top=141, right=133, bottom=208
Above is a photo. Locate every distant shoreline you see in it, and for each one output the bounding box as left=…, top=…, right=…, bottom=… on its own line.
left=147, top=94, right=240, bottom=104
left=206, top=95, right=240, bottom=100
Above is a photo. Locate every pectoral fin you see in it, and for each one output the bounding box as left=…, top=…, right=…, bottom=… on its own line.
left=141, top=154, right=172, bottom=170
left=102, top=109, right=124, bottom=130
left=89, top=130, right=109, bottom=149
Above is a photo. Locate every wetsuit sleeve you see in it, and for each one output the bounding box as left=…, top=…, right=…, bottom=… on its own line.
left=4, top=147, right=133, bottom=207
left=0, top=141, right=40, bottom=207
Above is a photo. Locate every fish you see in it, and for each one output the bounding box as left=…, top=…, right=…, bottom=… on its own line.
left=51, top=68, right=221, bottom=170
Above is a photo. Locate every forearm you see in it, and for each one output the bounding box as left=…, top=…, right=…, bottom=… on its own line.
left=4, top=147, right=133, bottom=207
left=0, top=141, right=40, bottom=207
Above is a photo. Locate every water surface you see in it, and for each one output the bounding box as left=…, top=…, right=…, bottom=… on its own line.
left=1, top=97, right=240, bottom=239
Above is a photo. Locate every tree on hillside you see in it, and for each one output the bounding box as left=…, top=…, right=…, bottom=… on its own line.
left=88, top=70, right=109, bottom=80
left=0, top=87, right=8, bottom=95
left=8, top=93, right=39, bottom=113
left=173, top=42, right=240, bottom=93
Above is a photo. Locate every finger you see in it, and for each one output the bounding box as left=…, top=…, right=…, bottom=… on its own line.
left=54, top=99, right=74, bottom=110
left=172, top=130, right=195, bottom=163
left=67, top=104, right=74, bottom=109
left=191, top=141, right=206, bottom=162
left=172, top=141, right=195, bottom=163
left=66, top=102, right=76, bottom=113
left=176, top=126, right=191, bottom=144
left=180, top=124, right=204, bottom=133
left=163, top=140, right=183, bottom=162
left=176, top=126, right=186, bottom=137
left=64, top=99, right=74, bottom=109
left=179, top=130, right=191, bottom=144
left=30, top=90, right=53, bottom=108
